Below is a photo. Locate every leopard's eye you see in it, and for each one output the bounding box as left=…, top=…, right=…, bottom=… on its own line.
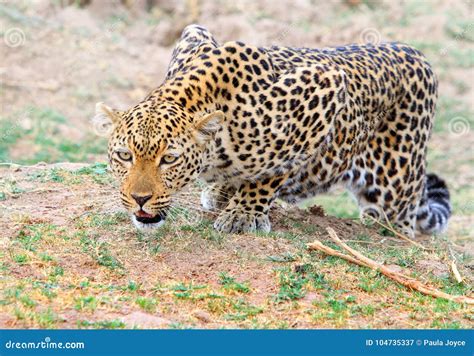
left=117, top=151, right=132, bottom=162
left=160, top=154, right=179, bottom=165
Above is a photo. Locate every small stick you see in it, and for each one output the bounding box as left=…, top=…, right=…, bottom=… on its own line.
left=307, top=240, right=369, bottom=268
left=451, top=260, right=464, bottom=284
left=306, top=227, right=474, bottom=305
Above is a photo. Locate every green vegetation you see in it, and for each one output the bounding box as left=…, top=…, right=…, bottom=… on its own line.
left=0, top=107, right=107, bottom=164
left=77, top=320, right=126, bottom=329
left=219, top=273, right=250, bottom=293
left=78, top=231, right=124, bottom=271
left=135, top=296, right=157, bottom=313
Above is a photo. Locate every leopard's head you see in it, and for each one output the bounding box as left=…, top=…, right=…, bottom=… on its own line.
left=92, top=100, right=223, bottom=230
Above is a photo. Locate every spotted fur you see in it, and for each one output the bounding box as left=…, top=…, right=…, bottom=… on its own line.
left=93, top=25, right=451, bottom=237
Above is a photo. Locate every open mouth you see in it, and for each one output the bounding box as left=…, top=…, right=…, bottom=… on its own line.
left=134, top=210, right=166, bottom=224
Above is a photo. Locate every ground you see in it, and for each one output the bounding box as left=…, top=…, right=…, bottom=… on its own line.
left=0, top=163, right=472, bottom=329
left=0, top=0, right=473, bottom=329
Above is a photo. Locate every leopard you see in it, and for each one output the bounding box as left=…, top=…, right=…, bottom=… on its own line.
left=92, top=24, right=451, bottom=238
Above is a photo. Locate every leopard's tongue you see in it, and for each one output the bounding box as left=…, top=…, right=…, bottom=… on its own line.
left=135, top=210, right=155, bottom=218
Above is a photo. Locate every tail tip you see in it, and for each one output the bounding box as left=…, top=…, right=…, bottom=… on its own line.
left=417, top=173, right=451, bottom=235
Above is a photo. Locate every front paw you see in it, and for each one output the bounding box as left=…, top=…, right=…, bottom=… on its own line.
left=213, top=208, right=271, bottom=233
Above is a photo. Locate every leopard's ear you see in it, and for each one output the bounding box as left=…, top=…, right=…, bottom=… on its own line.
left=193, top=111, right=224, bottom=144
left=91, top=102, right=122, bottom=137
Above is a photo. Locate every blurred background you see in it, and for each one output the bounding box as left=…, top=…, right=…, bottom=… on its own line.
left=1, top=0, right=473, bottom=243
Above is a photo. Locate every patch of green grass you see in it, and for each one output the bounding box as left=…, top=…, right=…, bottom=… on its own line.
left=180, top=220, right=225, bottom=244
left=77, top=319, right=126, bottom=329
left=84, top=212, right=129, bottom=228
left=433, top=298, right=462, bottom=313
left=384, top=246, right=420, bottom=268
left=78, top=231, right=123, bottom=271
left=74, top=163, right=113, bottom=185
left=168, top=322, right=190, bottom=329
left=0, top=106, right=107, bottom=164
left=33, top=308, right=60, bottom=328
left=136, top=228, right=167, bottom=255
left=312, top=293, right=355, bottom=325
left=257, top=229, right=303, bottom=243
left=218, top=272, right=250, bottom=293
left=16, top=223, right=62, bottom=251
left=28, top=168, right=67, bottom=183
left=75, top=296, right=98, bottom=311
left=358, top=271, right=389, bottom=293
left=224, top=299, right=263, bottom=321
left=0, top=177, right=26, bottom=199
left=18, top=294, right=38, bottom=308
left=431, top=319, right=461, bottom=329
left=436, top=277, right=471, bottom=295
left=124, top=281, right=140, bottom=292
left=1, top=286, right=23, bottom=305
left=135, top=296, right=157, bottom=313
left=49, top=266, right=64, bottom=280
left=273, top=267, right=308, bottom=303
left=378, top=226, right=396, bottom=237
left=308, top=271, right=331, bottom=290
left=39, top=253, right=54, bottom=262
left=351, top=304, right=376, bottom=317
left=27, top=164, right=112, bottom=185
left=13, top=307, right=26, bottom=321
left=12, top=254, right=29, bottom=264
left=171, top=282, right=207, bottom=299
left=32, top=281, right=58, bottom=300
left=0, top=260, right=9, bottom=274
left=265, top=252, right=297, bottom=263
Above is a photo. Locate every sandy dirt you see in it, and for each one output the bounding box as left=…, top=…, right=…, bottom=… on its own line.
left=0, top=164, right=472, bottom=329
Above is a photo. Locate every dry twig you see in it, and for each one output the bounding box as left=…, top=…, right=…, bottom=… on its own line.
left=451, top=260, right=464, bottom=284
left=307, top=227, right=474, bottom=305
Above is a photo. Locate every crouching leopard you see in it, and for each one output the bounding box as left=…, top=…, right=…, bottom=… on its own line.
left=92, top=25, right=451, bottom=238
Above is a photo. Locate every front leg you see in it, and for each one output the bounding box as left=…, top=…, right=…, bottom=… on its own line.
left=213, top=175, right=288, bottom=233
left=200, top=183, right=236, bottom=211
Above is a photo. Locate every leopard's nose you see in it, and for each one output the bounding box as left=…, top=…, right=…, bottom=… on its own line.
left=131, top=193, right=152, bottom=208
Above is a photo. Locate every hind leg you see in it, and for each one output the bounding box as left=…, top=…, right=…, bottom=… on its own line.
left=351, top=183, right=421, bottom=238
left=348, top=104, right=431, bottom=238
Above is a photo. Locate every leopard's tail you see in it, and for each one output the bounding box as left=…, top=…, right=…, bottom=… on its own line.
left=416, top=173, right=451, bottom=234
